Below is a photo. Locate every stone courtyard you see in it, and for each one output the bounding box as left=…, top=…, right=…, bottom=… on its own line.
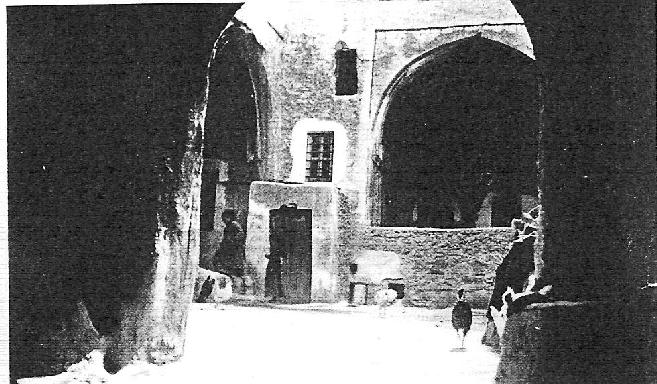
left=20, top=303, right=499, bottom=384
left=7, top=2, right=654, bottom=383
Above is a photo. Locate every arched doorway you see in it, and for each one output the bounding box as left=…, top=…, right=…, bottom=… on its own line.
left=200, top=23, right=270, bottom=269
left=373, top=35, right=538, bottom=228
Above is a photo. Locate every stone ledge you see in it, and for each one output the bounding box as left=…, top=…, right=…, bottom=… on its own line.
left=366, top=226, right=515, bottom=233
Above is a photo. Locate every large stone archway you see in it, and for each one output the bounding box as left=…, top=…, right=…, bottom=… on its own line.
left=205, top=20, right=272, bottom=178
left=368, top=34, right=538, bottom=228
left=200, top=21, right=271, bottom=271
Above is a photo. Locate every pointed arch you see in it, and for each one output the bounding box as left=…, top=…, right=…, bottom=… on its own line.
left=367, top=34, right=538, bottom=227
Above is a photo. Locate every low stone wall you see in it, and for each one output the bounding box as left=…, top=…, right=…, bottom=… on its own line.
left=357, top=227, right=515, bottom=308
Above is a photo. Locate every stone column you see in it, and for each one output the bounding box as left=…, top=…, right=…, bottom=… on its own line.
left=513, top=0, right=656, bottom=302
left=497, top=2, right=656, bottom=382
left=103, top=109, right=204, bottom=372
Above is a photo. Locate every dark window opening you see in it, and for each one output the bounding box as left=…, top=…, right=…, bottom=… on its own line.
left=305, top=132, right=334, bottom=182
left=387, top=282, right=405, bottom=299
left=335, top=48, right=358, bottom=96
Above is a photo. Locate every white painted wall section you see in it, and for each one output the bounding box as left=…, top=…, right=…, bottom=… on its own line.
left=288, top=118, right=348, bottom=184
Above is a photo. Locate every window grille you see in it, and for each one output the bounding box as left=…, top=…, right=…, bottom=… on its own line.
left=305, top=132, right=334, bottom=182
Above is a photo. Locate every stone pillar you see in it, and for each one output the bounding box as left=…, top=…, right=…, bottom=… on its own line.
left=103, top=109, right=204, bottom=372
left=498, top=1, right=656, bottom=382
left=7, top=6, right=242, bottom=379
left=513, top=0, right=656, bottom=301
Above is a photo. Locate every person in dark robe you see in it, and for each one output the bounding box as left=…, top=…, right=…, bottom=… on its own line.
left=265, top=249, right=284, bottom=302
left=451, top=289, right=473, bottom=348
left=213, top=209, right=246, bottom=279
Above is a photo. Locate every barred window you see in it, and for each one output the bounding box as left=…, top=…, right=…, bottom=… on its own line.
left=305, top=132, right=334, bottom=182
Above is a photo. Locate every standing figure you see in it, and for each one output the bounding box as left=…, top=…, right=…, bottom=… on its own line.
left=451, top=288, right=473, bottom=348
left=213, top=210, right=246, bottom=283
left=265, top=249, right=284, bottom=302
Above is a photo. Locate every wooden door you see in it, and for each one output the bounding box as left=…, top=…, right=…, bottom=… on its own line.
left=269, top=205, right=312, bottom=304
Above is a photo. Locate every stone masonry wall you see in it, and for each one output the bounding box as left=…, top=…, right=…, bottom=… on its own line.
left=337, top=189, right=361, bottom=300
left=265, top=33, right=364, bottom=183
left=370, top=25, right=534, bottom=120
left=358, top=227, right=515, bottom=308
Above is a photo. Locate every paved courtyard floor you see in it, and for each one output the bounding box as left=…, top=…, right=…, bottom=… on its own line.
left=20, top=302, right=501, bottom=384
left=178, top=302, right=500, bottom=384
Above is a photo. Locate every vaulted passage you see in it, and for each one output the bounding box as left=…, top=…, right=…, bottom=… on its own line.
left=200, top=26, right=265, bottom=270
left=380, top=36, right=538, bottom=228
left=204, top=35, right=259, bottom=165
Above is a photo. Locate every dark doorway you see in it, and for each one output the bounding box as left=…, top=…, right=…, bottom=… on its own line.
left=269, top=206, right=312, bottom=304
left=380, top=36, right=538, bottom=228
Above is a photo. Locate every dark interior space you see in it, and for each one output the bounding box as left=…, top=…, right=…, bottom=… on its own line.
left=7, top=4, right=241, bottom=379
left=204, top=41, right=257, bottom=162
left=381, top=36, right=537, bottom=228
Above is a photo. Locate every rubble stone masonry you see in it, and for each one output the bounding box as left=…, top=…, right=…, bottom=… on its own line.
left=358, top=226, right=515, bottom=308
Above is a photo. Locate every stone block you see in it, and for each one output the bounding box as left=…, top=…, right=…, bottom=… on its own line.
left=466, top=290, right=490, bottom=309
left=433, top=291, right=454, bottom=309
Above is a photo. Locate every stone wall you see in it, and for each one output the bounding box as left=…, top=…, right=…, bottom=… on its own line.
left=264, top=32, right=365, bottom=184
left=234, top=2, right=536, bottom=231
left=337, top=189, right=361, bottom=300
left=230, top=2, right=537, bottom=310
left=357, top=227, right=516, bottom=308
